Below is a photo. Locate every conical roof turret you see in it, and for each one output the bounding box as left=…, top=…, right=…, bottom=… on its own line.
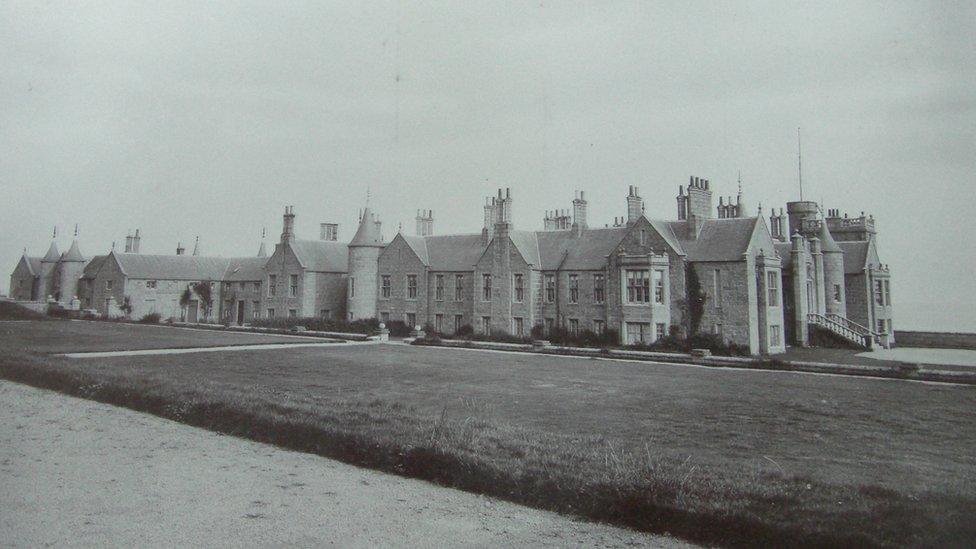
left=349, top=207, right=384, bottom=247
left=42, top=241, right=60, bottom=262
left=62, top=224, right=85, bottom=262
left=816, top=217, right=841, bottom=253
left=257, top=228, right=268, bottom=257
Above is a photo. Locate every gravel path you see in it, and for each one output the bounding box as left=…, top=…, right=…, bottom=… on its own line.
left=0, top=381, right=690, bottom=548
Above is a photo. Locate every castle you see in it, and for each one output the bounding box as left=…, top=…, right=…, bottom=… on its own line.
left=8, top=178, right=893, bottom=354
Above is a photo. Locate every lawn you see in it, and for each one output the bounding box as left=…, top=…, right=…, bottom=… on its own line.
left=0, top=320, right=317, bottom=354
left=2, top=320, right=974, bottom=547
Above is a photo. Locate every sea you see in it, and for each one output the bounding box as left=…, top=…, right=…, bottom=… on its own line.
left=895, top=301, right=976, bottom=333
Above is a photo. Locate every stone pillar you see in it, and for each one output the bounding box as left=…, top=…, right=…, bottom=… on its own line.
left=791, top=233, right=808, bottom=346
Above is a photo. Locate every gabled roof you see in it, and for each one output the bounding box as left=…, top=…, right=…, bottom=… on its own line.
left=223, top=257, right=270, bottom=281
left=62, top=239, right=85, bottom=262
left=42, top=241, right=60, bottom=262
left=679, top=217, right=762, bottom=262
left=837, top=240, right=880, bottom=274
left=289, top=240, right=349, bottom=273
left=112, top=253, right=230, bottom=281
left=14, top=254, right=39, bottom=277
left=510, top=230, right=541, bottom=266
left=82, top=255, right=107, bottom=279
left=400, top=235, right=430, bottom=264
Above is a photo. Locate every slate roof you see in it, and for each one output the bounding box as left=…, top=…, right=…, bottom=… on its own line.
left=678, top=217, right=761, bottom=262
left=510, top=230, right=541, bottom=266
left=42, top=241, right=60, bottom=262
left=837, top=241, right=879, bottom=274
left=289, top=240, right=349, bottom=272
left=425, top=234, right=485, bottom=271
left=774, top=242, right=794, bottom=269
left=536, top=227, right=629, bottom=270
left=62, top=240, right=85, bottom=262
left=815, top=221, right=842, bottom=253
left=82, top=255, right=107, bottom=279
left=349, top=207, right=384, bottom=247
left=223, top=257, right=270, bottom=281
left=400, top=235, right=429, bottom=264
left=112, top=253, right=230, bottom=281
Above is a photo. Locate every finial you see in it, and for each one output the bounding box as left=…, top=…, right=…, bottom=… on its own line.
left=52, top=226, right=57, bottom=239
left=366, top=187, right=371, bottom=205
left=797, top=127, right=804, bottom=201
left=261, top=227, right=266, bottom=239
left=74, top=224, right=79, bottom=237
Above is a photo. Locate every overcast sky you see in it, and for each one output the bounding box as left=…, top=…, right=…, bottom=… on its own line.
left=2, top=1, right=974, bottom=327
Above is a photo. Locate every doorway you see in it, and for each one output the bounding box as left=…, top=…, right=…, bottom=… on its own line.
left=237, top=300, right=245, bottom=325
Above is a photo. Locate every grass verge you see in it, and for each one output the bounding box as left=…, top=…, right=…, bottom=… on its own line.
left=1, top=348, right=974, bottom=548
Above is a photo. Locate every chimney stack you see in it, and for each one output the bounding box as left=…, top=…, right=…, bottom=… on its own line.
left=626, top=186, right=643, bottom=225
left=176, top=241, right=185, bottom=255
left=281, top=206, right=296, bottom=243
left=415, top=209, right=433, bottom=237
left=320, top=223, right=339, bottom=241
left=572, top=190, right=587, bottom=236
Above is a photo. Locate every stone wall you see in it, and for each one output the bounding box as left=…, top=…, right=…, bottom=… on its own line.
left=895, top=331, right=976, bottom=350
left=376, top=237, right=428, bottom=326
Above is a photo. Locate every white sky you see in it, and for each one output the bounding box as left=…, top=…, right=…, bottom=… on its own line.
left=2, top=1, right=974, bottom=325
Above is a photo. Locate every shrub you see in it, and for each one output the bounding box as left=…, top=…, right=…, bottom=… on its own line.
left=384, top=320, right=412, bottom=337
left=0, top=301, right=48, bottom=320
left=455, top=323, right=474, bottom=338
left=251, top=316, right=381, bottom=335
left=139, top=313, right=161, bottom=324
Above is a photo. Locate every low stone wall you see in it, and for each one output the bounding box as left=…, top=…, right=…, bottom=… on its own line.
left=895, top=331, right=976, bottom=350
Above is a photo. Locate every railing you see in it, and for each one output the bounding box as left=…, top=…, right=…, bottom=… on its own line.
left=808, top=313, right=873, bottom=349
left=826, top=313, right=881, bottom=341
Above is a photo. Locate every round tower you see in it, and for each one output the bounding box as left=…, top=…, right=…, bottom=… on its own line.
left=346, top=206, right=384, bottom=320
left=816, top=221, right=847, bottom=317
left=786, top=201, right=819, bottom=237
left=57, top=226, right=87, bottom=305
left=40, top=228, right=60, bottom=301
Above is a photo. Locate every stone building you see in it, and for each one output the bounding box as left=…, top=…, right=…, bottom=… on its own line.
left=8, top=176, right=891, bottom=354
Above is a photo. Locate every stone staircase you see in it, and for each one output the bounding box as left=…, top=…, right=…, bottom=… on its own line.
left=808, top=313, right=888, bottom=350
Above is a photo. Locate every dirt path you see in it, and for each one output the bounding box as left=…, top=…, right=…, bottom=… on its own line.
left=0, top=381, right=690, bottom=548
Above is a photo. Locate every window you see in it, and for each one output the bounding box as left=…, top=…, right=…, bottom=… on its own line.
left=713, top=269, right=722, bottom=307
left=320, top=309, right=331, bottom=319
left=639, top=229, right=646, bottom=246
left=106, top=280, right=113, bottom=290
left=626, top=270, right=650, bottom=303
left=145, top=280, right=157, bottom=289
left=569, top=274, right=579, bottom=303
left=767, top=271, right=780, bottom=306
left=252, top=302, right=260, bottom=319
left=545, top=318, right=554, bottom=335
left=653, top=269, right=665, bottom=304
left=455, top=275, right=464, bottom=301
left=482, top=274, right=492, bottom=301
left=593, top=319, right=605, bottom=333
left=348, top=277, right=355, bottom=298
left=435, top=314, right=443, bottom=332
left=435, top=274, right=444, bottom=301
left=253, top=282, right=260, bottom=292
left=513, top=273, right=524, bottom=302
left=406, top=312, right=416, bottom=328
left=289, top=274, right=298, bottom=297
left=454, top=314, right=463, bottom=333
left=482, top=316, right=491, bottom=335
left=381, top=275, right=391, bottom=298
left=877, top=319, right=887, bottom=334
left=288, top=309, right=297, bottom=318
left=770, top=325, right=782, bottom=346
left=656, top=323, right=667, bottom=340
left=267, top=308, right=275, bottom=319
left=268, top=275, right=277, bottom=297
left=883, top=280, right=891, bottom=305
left=569, top=318, right=579, bottom=336
left=407, top=275, right=418, bottom=299
left=874, top=279, right=884, bottom=305
left=239, top=281, right=246, bottom=291
left=513, top=317, right=524, bottom=337
left=224, top=300, right=232, bottom=318
left=593, top=274, right=605, bottom=303
left=626, top=322, right=650, bottom=344
left=545, top=274, right=555, bottom=302
left=712, top=323, right=723, bottom=335
left=380, top=312, right=389, bottom=323
left=833, top=284, right=841, bottom=303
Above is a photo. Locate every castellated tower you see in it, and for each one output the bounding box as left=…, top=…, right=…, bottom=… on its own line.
left=57, top=225, right=86, bottom=305
left=786, top=200, right=819, bottom=238
left=815, top=217, right=847, bottom=317
left=347, top=206, right=384, bottom=320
